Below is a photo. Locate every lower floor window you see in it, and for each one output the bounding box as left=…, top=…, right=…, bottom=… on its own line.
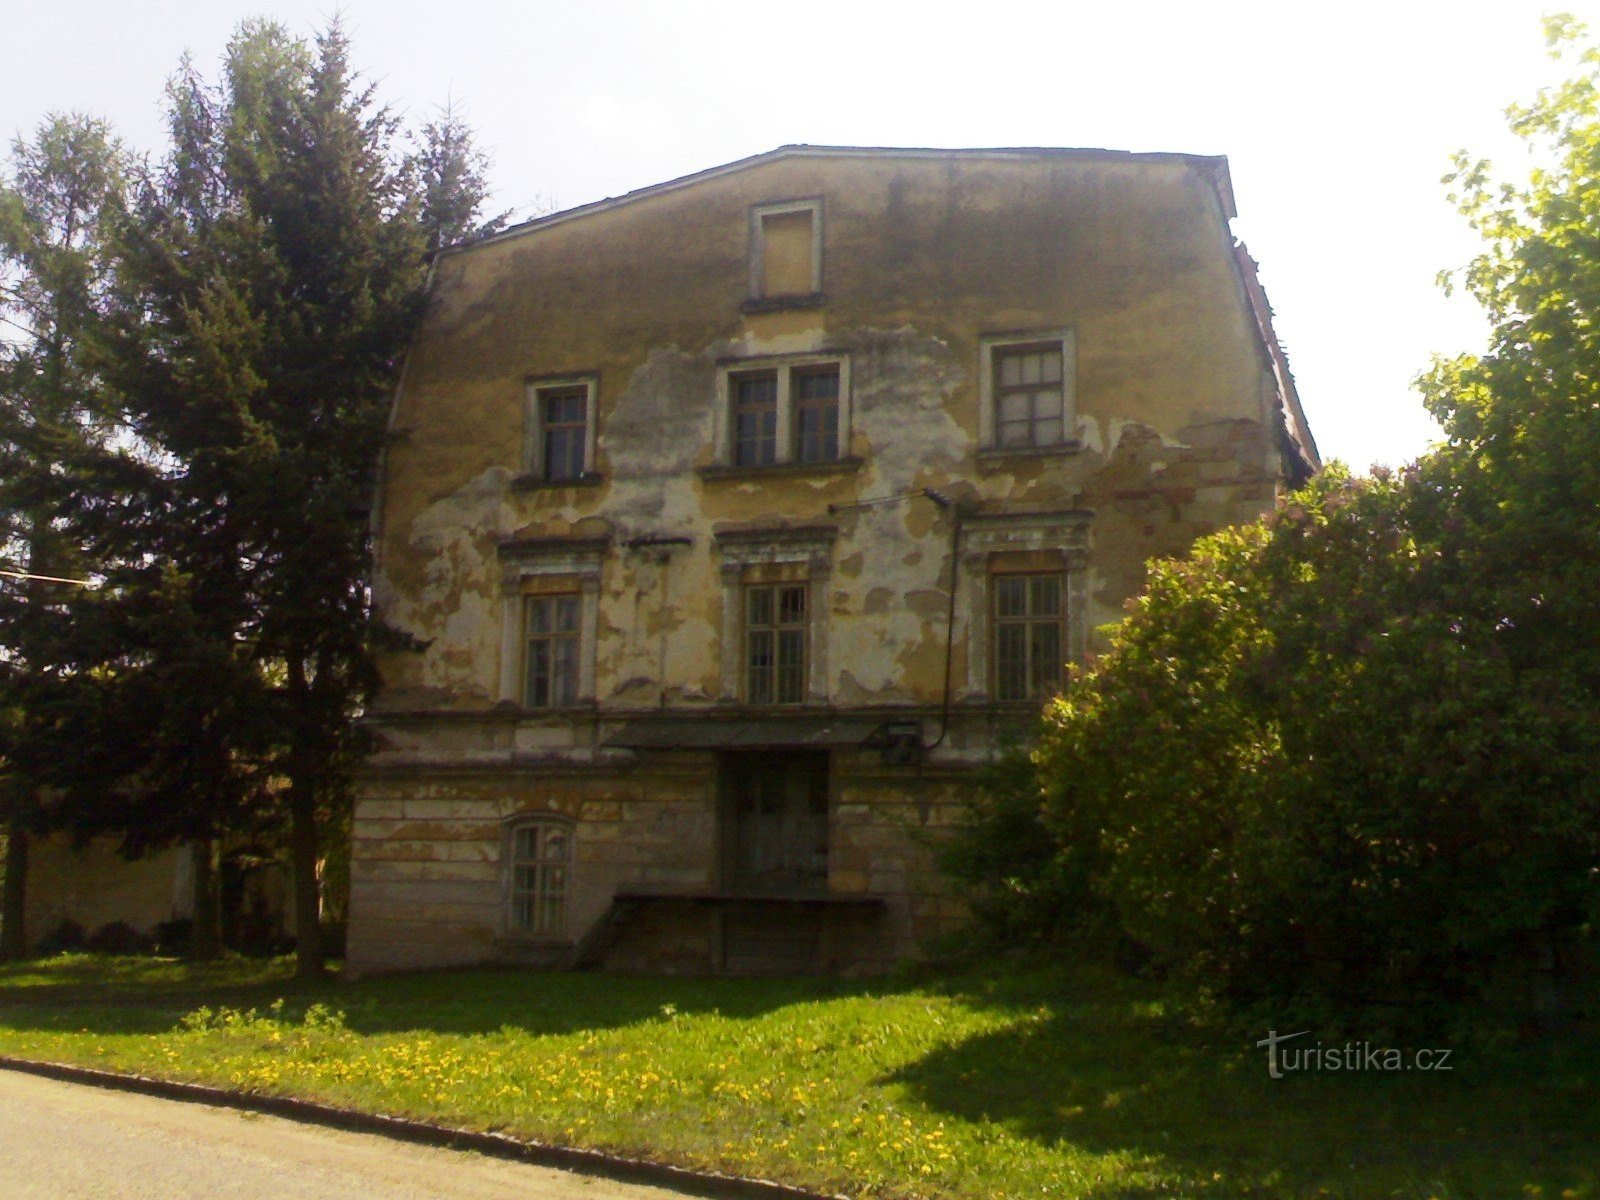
left=994, top=572, right=1064, bottom=700
left=509, top=818, right=571, bottom=936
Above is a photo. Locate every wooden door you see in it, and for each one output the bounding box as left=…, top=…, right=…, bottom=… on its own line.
left=723, top=752, right=828, bottom=893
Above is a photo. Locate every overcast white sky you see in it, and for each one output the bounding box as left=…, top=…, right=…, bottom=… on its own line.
left=4, top=1, right=1590, bottom=469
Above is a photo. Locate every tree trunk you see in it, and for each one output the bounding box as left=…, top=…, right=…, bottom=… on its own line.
left=1, top=820, right=31, bottom=961
left=289, top=776, right=324, bottom=979
left=189, top=838, right=222, bottom=961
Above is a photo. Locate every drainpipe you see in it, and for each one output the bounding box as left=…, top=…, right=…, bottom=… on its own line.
left=922, top=492, right=962, bottom=753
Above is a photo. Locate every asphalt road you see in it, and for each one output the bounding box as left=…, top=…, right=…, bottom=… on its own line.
left=0, top=1069, right=698, bottom=1200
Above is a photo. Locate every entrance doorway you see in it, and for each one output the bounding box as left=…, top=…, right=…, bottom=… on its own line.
left=720, top=751, right=829, bottom=894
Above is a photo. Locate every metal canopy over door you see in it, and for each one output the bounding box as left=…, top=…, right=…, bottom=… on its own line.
left=722, top=751, right=829, bottom=894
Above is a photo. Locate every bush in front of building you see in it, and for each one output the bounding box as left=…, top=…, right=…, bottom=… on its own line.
left=948, top=465, right=1600, bottom=1027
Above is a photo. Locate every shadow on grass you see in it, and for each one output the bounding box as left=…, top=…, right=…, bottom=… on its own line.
left=889, top=968, right=1600, bottom=1199
left=0, top=953, right=894, bottom=1039
left=5, top=954, right=1598, bottom=1199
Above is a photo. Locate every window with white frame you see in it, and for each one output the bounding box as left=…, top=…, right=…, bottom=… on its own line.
left=716, top=357, right=848, bottom=469
left=506, top=816, right=572, bottom=937
left=523, top=375, right=598, bottom=483
left=978, top=331, right=1077, bottom=452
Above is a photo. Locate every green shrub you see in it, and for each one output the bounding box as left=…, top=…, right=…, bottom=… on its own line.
left=1020, top=467, right=1600, bottom=1020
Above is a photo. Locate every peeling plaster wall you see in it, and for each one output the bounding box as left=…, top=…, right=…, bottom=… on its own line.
left=349, top=150, right=1303, bottom=974
left=372, top=154, right=1273, bottom=714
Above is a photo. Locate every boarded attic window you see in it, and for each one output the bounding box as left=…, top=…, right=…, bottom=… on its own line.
left=750, top=200, right=822, bottom=300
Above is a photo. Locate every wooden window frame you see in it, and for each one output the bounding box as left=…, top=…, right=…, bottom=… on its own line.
left=523, top=592, right=581, bottom=709
left=731, top=370, right=780, bottom=467
left=977, top=330, right=1077, bottom=453
left=991, top=570, right=1065, bottom=702
left=523, top=374, right=599, bottom=483
left=496, top=538, right=606, bottom=710
left=744, top=581, right=809, bottom=705
left=792, top=365, right=840, bottom=464
left=714, top=525, right=836, bottom=707
left=503, top=814, right=573, bottom=941
left=713, top=355, right=849, bottom=469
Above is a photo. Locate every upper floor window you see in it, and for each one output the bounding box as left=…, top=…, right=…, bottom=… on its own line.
left=793, top=367, right=840, bottom=463
left=995, top=344, right=1065, bottom=448
left=713, top=356, right=849, bottom=471
left=541, top=388, right=588, bottom=479
left=978, top=330, right=1077, bottom=452
left=749, top=199, right=823, bottom=302
left=959, top=513, right=1089, bottom=706
left=732, top=372, right=780, bottom=467
left=523, top=375, right=598, bottom=484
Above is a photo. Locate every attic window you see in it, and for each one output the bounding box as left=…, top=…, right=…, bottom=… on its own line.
left=749, top=199, right=822, bottom=303
left=978, top=330, right=1078, bottom=453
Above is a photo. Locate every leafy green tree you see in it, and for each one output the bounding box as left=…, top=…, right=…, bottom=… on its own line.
left=960, top=19, right=1600, bottom=1017
left=0, top=115, right=127, bottom=959
left=107, top=19, right=431, bottom=976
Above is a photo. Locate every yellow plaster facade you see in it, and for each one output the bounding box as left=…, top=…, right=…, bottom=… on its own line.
left=347, top=146, right=1317, bottom=975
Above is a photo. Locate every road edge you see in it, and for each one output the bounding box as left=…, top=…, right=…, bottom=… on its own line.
left=0, top=1056, right=846, bottom=1200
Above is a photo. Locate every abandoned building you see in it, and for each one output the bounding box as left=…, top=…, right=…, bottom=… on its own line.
left=344, top=145, right=1318, bottom=975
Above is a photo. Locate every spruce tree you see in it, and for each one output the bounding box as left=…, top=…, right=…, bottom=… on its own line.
left=0, top=115, right=127, bottom=959
left=414, top=99, right=511, bottom=254
left=111, top=20, right=430, bottom=976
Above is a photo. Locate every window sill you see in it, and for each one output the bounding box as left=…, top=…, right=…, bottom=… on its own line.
left=510, top=471, right=604, bottom=492
left=741, top=292, right=826, bottom=315
left=493, top=700, right=599, bottom=716
left=975, top=441, right=1083, bottom=465
left=698, top=456, right=862, bottom=482
left=495, top=933, right=573, bottom=948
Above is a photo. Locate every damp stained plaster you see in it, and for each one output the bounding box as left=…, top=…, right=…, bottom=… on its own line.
left=369, top=149, right=1304, bottom=719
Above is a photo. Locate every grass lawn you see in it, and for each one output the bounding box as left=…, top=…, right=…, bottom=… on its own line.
left=0, top=955, right=1594, bottom=1199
